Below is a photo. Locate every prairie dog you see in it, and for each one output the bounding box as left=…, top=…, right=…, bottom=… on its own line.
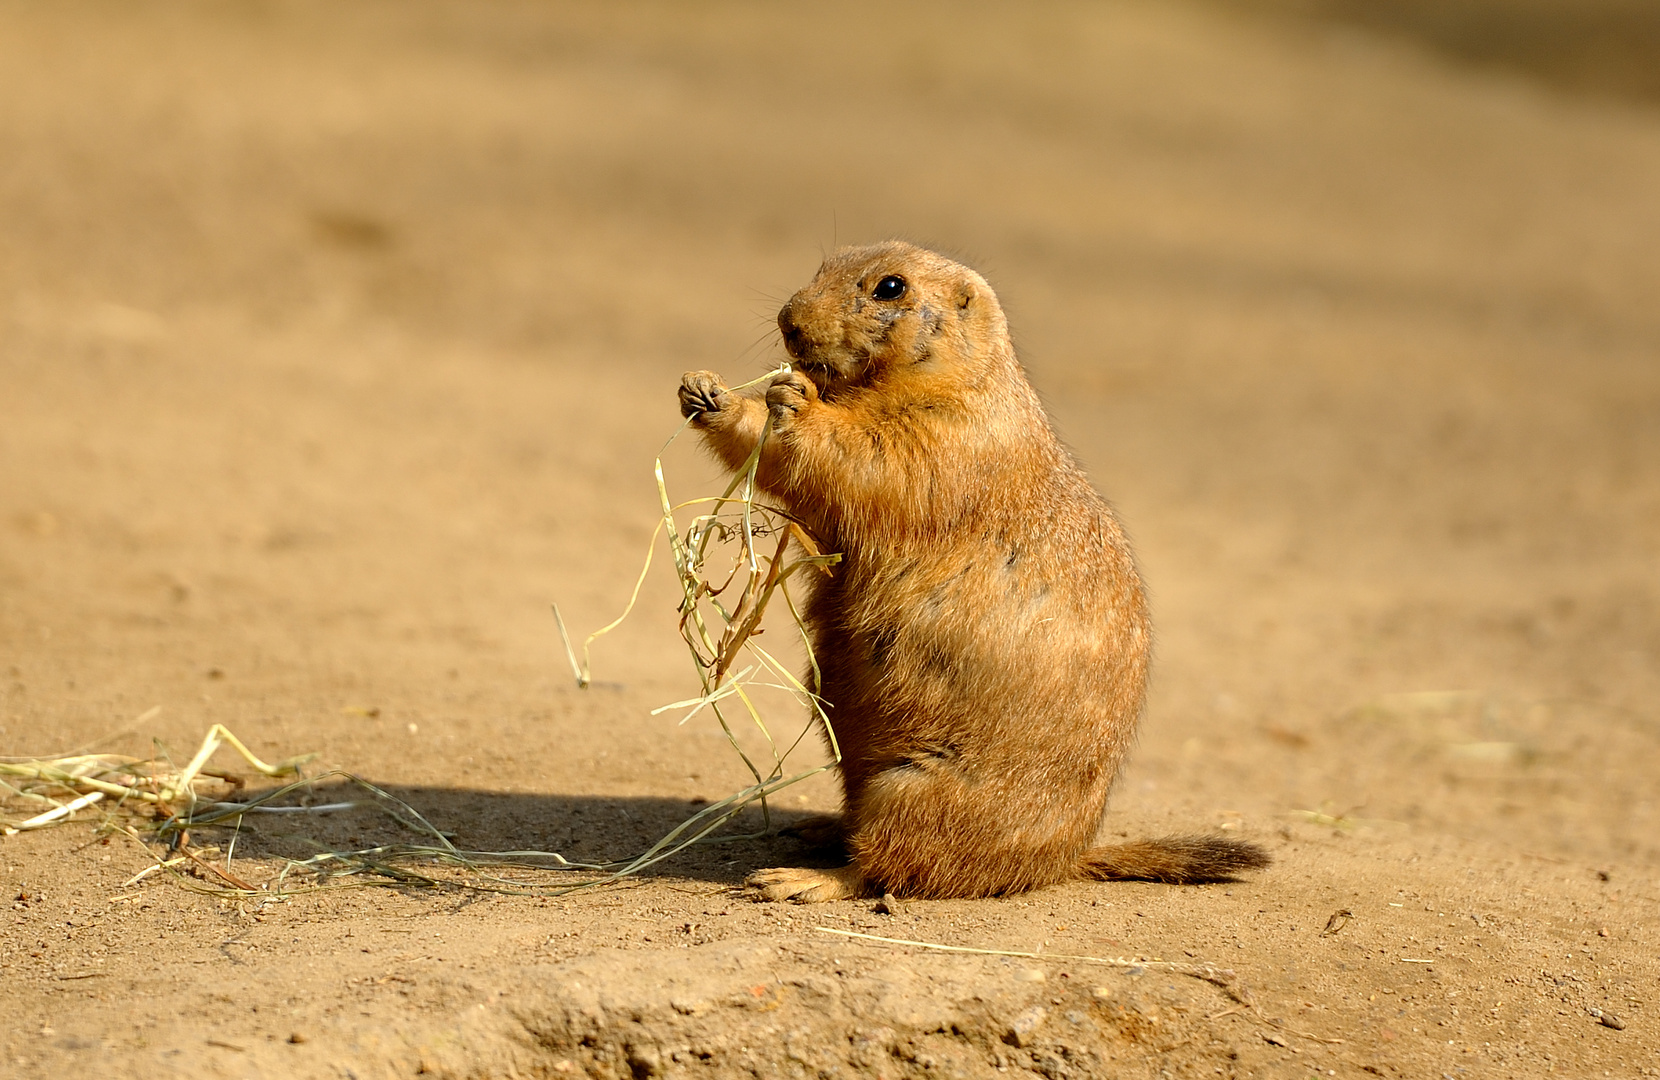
left=678, top=241, right=1267, bottom=900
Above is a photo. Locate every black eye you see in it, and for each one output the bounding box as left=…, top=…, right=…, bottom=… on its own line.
left=872, top=275, right=906, bottom=301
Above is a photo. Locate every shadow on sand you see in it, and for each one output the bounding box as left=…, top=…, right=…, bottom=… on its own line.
left=195, top=780, right=832, bottom=892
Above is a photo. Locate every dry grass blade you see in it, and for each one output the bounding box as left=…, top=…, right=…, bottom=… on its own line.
left=544, top=362, right=843, bottom=880
left=815, top=927, right=1252, bottom=1001
left=816, top=928, right=1344, bottom=1044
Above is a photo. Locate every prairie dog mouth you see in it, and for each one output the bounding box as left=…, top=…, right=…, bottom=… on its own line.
left=786, top=354, right=866, bottom=397
left=788, top=355, right=831, bottom=379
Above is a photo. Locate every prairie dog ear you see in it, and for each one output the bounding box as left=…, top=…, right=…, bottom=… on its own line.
left=955, top=282, right=975, bottom=310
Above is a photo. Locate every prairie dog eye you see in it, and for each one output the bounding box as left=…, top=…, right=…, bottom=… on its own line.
left=871, top=275, right=907, bottom=301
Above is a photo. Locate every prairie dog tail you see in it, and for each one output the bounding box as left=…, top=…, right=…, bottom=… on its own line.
left=1078, top=836, right=1270, bottom=885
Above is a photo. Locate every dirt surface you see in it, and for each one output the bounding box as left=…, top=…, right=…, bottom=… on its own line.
left=4, top=2, right=1660, bottom=1077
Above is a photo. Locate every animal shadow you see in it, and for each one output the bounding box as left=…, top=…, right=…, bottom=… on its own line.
left=204, top=779, right=831, bottom=889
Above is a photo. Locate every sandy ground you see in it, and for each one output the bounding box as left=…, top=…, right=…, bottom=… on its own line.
left=3, top=2, right=1660, bottom=1077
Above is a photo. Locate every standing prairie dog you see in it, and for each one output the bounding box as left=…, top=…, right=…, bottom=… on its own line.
left=678, top=241, right=1267, bottom=901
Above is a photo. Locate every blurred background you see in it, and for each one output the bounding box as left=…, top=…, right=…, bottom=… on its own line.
left=2, top=0, right=1658, bottom=868
left=1228, top=0, right=1660, bottom=103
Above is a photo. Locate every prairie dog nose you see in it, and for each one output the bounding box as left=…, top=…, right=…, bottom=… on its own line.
left=777, top=300, right=807, bottom=360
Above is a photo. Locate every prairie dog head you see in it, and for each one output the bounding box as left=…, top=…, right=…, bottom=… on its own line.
left=776, top=241, right=1011, bottom=395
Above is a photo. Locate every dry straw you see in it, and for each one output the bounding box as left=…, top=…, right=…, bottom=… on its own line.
left=815, top=930, right=1345, bottom=1045
left=554, top=361, right=842, bottom=875
left=1, top=364, right=839, bottom=899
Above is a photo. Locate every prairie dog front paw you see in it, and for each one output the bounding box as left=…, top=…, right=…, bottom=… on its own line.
left=679, top=370, right=730, bottom=421
left=765, top=371, right=817, bottom=420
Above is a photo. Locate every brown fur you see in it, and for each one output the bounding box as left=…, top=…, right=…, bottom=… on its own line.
left=677, top=241, right=1268, bottom=901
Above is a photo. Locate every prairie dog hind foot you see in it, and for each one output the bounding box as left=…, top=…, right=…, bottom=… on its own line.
left=746, top=863, right=875, bottom=903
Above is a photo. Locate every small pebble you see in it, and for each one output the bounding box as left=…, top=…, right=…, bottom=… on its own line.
left=1589, top=1008, right=1625, bottom=1030
left=626, top=1043, right=663, bottom=1075
left=287, top=1032, right=307, bottom=1044
left=1005, top=1005, right=1047, bottom=1047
